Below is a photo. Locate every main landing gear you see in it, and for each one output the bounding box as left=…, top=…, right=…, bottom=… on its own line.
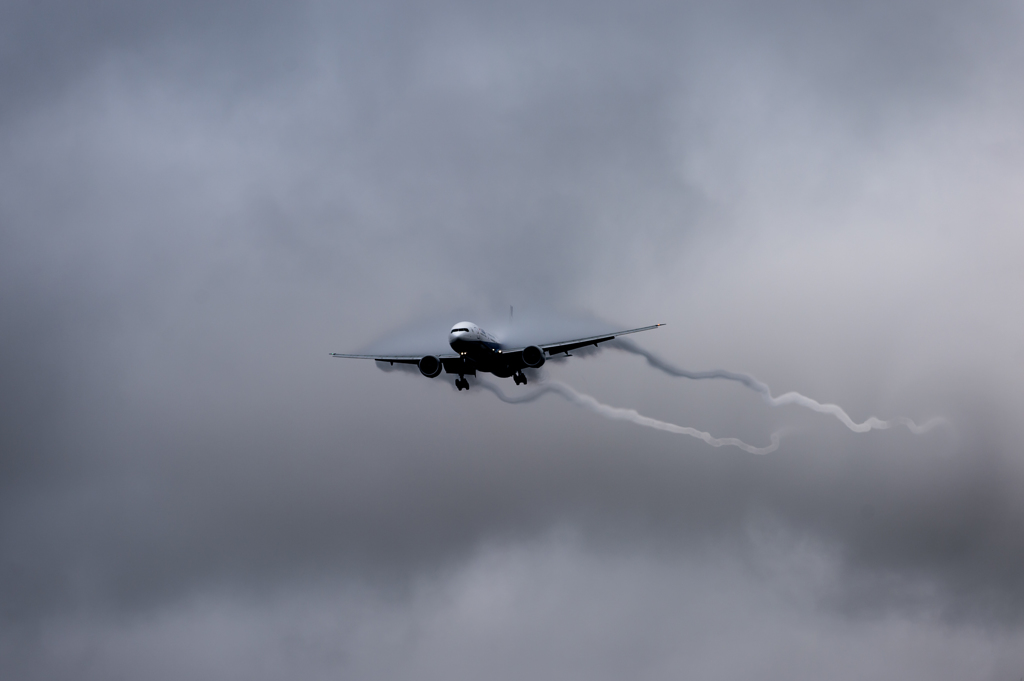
left=513, top=371, right=528, bottom=385
left=455, top=377, right=469, bottom=391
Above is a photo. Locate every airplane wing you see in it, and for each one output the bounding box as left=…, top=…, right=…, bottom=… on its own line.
left=510, top=323, right=665, bottom=357
left=329, top=353, right=459, bottom=365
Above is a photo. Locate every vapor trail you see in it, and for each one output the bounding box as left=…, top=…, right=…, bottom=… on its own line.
left=611, top=338, right=945, bottom=434
left=476, top=378, right=781, bottom=455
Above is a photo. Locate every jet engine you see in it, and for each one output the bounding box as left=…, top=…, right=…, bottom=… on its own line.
left=418, top=355, right=443, bottom=378
left=522, top=345, right=545, bottom=368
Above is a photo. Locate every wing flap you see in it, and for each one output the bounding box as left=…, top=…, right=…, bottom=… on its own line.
left=329, top=353, right=458, bottom=366
left=542, top=335, right=617, bottom=356
left=504, top=323, right=665, bottom=356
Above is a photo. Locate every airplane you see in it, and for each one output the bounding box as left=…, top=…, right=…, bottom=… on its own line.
left=330, top=321, right=665, bottom=391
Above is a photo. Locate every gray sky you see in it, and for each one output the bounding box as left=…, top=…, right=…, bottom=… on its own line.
left=2, top=1, right=1024, bottom=678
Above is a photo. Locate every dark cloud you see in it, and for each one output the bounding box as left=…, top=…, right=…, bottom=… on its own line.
left=0, top=1, right=307, bottom=120
left=2, top=0, right=1024, bottom=677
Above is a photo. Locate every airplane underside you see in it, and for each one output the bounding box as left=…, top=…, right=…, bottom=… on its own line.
left=442, top=355, right=528, bottom=391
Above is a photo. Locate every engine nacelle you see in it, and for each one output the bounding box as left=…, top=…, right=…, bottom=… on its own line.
left=522, top=345, right=545, bottom=368
left=418, top=355, right=443, bottom=378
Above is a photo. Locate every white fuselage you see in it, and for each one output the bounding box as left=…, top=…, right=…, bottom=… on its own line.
left=448, top=321, right=501, bottom=358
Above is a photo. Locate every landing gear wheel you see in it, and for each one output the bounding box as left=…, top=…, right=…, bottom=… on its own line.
left=514, top=371, right=527, bottom=385
left=456, top=377, right=469, bottom=391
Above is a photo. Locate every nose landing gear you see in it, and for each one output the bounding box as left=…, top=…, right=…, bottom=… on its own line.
left=513, top=371, right=528, bottom=385
left=455, top=377, right=469, bottom=391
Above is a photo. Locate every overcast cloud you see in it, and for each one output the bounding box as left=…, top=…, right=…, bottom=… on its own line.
left=2, top=1, right=1024, bottom=678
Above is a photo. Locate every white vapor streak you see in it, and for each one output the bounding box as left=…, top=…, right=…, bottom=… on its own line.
left=768, top=392, right=945, bottom=433
left=611, top=339, right=946, bottom=434
left=476, top=378, right=781, bottom=455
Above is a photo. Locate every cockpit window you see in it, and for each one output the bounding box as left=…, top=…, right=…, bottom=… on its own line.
left=452, top=328, right=469, bottom=333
